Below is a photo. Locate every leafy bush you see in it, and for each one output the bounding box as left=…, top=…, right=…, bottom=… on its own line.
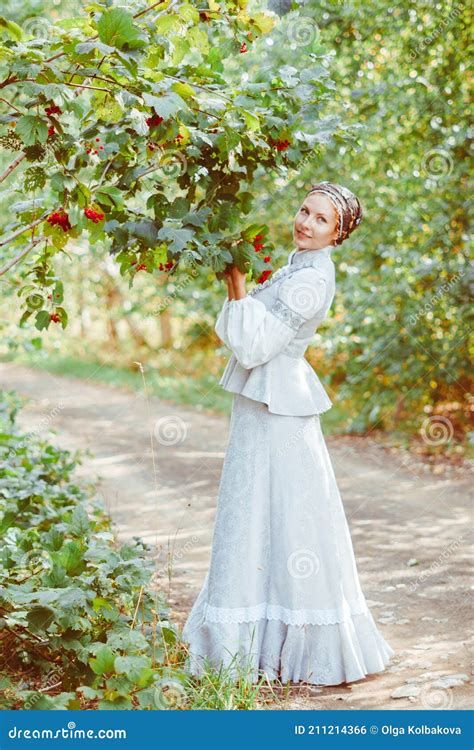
left=0, top=389, right=189, bottom=710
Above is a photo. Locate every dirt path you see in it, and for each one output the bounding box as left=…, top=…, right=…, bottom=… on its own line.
left=2, top=362, right=472, bottom=710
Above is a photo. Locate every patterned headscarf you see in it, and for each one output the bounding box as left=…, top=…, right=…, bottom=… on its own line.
left=307, top=181, right=363, bottom=245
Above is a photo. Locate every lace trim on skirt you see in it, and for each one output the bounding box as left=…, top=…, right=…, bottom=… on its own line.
left=203, top=599, right=369, bottom=626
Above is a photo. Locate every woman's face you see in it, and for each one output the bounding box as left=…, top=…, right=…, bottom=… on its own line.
left=293, top=192, right=339, bottom=250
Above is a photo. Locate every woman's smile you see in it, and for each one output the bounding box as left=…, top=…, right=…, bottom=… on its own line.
left=296, top=228, right=312, bottom=239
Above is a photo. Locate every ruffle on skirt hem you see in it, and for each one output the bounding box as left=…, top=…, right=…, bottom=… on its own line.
left=181, top=606, right=395, bottom=686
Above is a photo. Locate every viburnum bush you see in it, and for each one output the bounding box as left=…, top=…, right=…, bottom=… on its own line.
left=0, top=0, right=341, bottom=330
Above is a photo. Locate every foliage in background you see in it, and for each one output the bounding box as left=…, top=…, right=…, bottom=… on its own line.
left=240, top=0, right=473, bottom=436
left=0, top=0, right=344, bottom=330
left=0, top=0, right=471, bottom=442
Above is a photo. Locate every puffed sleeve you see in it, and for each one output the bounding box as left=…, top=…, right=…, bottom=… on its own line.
left=220, top=267, right=327, bottom=370
left=214, top=298, right=232, bottom=348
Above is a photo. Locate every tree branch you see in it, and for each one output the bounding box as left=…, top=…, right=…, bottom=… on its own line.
left=0, top=214, right=49, bottom=249
left=0, top=153, right=26, bottom=185
left=0, top=96, right=23, bottom=114
left=0, top=236, right=45, bottom=277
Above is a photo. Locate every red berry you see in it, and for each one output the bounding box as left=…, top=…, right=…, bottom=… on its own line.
left=99, top=146, right=104, bottom=150
left=95, top=137, right=100, bottom=142
left=264, top=255, right=271, bottom=263
left=84, top=207, right=105, bottom=224
left=240, top=42, right=248, bottom=53
left=46, top=209, right=71, bottom=232
left=50, top=312, right=60, bottom=323
left=146, top=113, right=164, bottom=129
left=45, top=104, right=62, bottom=117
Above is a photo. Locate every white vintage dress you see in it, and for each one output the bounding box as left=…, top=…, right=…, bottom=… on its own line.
left=181, top=244, right=395, bottom=685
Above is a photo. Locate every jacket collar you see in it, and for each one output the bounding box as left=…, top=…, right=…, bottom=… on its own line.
left=288, top=244, right=334, bottom=265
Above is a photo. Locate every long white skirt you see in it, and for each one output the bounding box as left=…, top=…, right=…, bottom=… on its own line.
left=181, top=393, right=395, bottom=685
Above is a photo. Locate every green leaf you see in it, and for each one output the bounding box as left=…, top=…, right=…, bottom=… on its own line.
left=142, top=92, right=187, bottom=119
left=54, top=541, right=85, bottom=576
left=75, top=40, right=116, bottom=56
left=52, top=281, right=63, bottom=305
left=69, top=506, right=89, bottom=536
left=251, top=12, right=275, bottom=34
left=97, top=8, right=146, bottom=50
left=89, top=645, right=116, bottom=676
left=241, top=110, right=260, bottom=132
left=96, top=186, right=124, bottom=210
left=0, top=16, right=23, bottom=41
left=15, top=116, right=48, bottom=146
left=114, top=655, right=151, bottom=682
left=34, top=310, right=51, bottom=331
left=27, top=605, right=55, bottom=632
left=157, top=226, right=194, bottom=252
left=171, top=81, right=196, bottom=99
left=155, top=15, right=182, bottom=36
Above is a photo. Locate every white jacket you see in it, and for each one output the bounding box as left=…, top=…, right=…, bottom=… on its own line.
left=214, top=245, right=336, bottom=416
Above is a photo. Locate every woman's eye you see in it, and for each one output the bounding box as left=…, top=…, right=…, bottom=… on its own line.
left=318, top=217, right=327, bottom=223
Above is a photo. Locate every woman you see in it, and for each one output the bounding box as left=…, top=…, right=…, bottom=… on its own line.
left=181, top=181, right=395, bottom=686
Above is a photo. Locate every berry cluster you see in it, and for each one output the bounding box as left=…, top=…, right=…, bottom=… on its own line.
left=253, top=234, right=264, bottom=253
left=252, top=235, right=273, bottom=284
left=46, top=209, right=71, bottom=232
left=45, top=104, right=62, bottom=117
left=146, top=113, right=164, bottom=129
left=158, top=260, right=175, bottom=271
left=50, top=312, right=60, bottom=323
left=257, top=268, right=272, bottom=284
left=84, top=207, right=105, bottom=223
left=269, top=138, right=291, bottom=151
left=85, top=137, right=104, bottom=155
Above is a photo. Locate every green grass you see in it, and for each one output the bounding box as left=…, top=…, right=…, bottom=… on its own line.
left=3, top=349, right=234, bottom=416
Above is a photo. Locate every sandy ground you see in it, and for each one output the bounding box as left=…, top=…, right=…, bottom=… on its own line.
left=2, top=361, right=472, bottom=710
